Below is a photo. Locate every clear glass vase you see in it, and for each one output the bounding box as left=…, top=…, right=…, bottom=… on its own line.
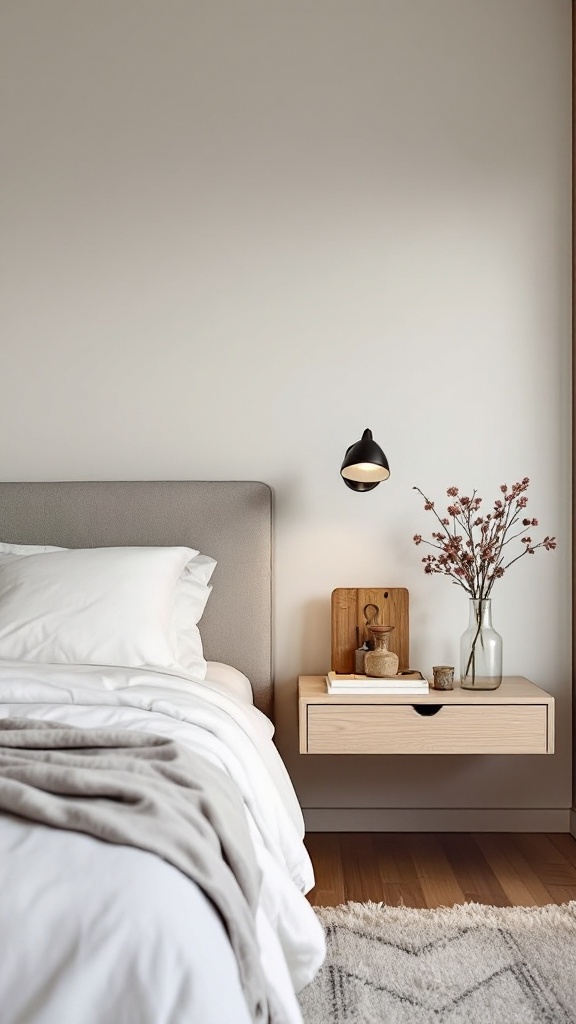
left=460, top=598, right=502, bottom=690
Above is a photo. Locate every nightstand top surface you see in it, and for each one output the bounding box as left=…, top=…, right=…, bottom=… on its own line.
left=298, top=674, right=554, bottom=705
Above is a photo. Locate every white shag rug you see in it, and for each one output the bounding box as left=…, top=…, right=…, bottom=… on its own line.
left=299, top=901, right=576, bottom=1024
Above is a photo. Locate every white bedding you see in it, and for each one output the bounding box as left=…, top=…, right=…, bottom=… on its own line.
left=206, top=660, right=256, bottom=704
left=0, top=661, right=325, bottom=1024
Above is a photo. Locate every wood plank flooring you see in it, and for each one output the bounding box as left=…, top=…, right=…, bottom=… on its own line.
left=304, top=833, right=576, bottom=908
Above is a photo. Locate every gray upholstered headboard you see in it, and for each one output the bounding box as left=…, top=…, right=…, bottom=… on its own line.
left=0, top=481, right=273, bottom=717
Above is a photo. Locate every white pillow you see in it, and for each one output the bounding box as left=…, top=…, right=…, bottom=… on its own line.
left=0, top=546, right=209, bottom=672
left=183, top=553, right=217, bottom=587
left=0, top=542, right=65, bottom=556
left=0, top=543, right=216, bottom=677
left=175, top=553, right=217, bottom=675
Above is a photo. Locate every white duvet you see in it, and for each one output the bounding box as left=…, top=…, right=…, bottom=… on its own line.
left=0, top=661, right=325, bottom=1024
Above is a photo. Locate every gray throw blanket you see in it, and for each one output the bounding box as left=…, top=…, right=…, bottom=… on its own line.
left=0, top=718, right=270, bottom=1024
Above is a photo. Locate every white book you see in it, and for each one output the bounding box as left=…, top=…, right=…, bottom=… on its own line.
left=325, top=688, right=428, bottom=696
left=327, top=670, right=427, bottom=686
left=327, top=683, right=430, bottom=695
left=326, top=671, right=429, bottom=696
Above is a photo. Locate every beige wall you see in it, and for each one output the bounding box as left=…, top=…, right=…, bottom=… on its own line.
left=1, top=0, right=572, bottom=828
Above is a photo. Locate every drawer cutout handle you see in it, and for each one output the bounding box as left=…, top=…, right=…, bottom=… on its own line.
left=412, top=704, right=442, bottom=717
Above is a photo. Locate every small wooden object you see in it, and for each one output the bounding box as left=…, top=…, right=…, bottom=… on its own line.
left=331, top=588, right=409, bottom=674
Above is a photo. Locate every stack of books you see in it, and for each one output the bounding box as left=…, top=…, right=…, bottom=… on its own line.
left=326, top=670, right=429, bottom=695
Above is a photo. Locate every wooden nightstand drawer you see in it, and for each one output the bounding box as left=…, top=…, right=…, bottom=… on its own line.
left=306, top=703, right=549, bottom=754
left=298, top=676, right=555, bottom=755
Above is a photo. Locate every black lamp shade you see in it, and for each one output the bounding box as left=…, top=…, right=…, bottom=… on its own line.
left=340, top=428, right=390, bottom=491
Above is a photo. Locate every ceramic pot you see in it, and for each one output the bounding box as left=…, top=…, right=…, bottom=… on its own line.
left=364, top=625, right=399, bottom=678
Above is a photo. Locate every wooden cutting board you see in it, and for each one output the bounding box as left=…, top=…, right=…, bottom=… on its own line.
left=331, top=587, right=410, bottom=674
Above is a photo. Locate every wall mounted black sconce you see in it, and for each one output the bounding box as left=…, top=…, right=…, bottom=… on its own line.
left=340, top=428, right=390, bottom=492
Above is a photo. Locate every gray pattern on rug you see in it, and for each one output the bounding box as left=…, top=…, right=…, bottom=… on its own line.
left=299, top=901, right=576, bottom=1024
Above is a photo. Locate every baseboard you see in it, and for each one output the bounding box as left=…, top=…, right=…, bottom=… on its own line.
left=303, top=807, right=572, bottom=832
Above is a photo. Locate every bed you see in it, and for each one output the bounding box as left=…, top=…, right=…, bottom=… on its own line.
left=0, top=481, right=324, bottom=1024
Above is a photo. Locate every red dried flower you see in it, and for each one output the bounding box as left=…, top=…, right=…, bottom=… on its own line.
left=412, top=481, right=556, bottom=600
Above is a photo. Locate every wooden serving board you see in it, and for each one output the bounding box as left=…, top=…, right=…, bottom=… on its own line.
left=331, top=587, right=409, bottom=674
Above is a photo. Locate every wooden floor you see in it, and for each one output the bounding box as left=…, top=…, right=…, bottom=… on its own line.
left=304, top=833, right=576, bottom=909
